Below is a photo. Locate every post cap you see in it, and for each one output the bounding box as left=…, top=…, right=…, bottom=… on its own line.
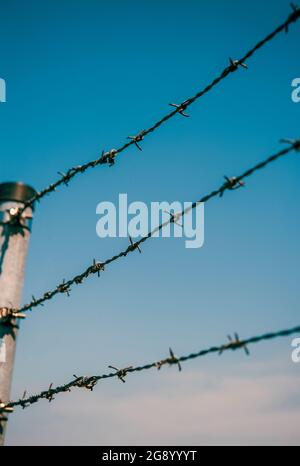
left=0, top=182, right=37, bottom=209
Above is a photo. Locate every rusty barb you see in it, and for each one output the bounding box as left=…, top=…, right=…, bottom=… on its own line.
left=0, top=207, right=32, bottom=231
left=73, top=375, right=98, bottom=391
left=92, top=259, right=105, bottom=277
left=127, top=130, right=146, bottom=151
left=108, top=366, right=133, bottom=383
left=128, top=236, right=142, bottom=254
left=57, top=280, right=71, bottom=297
left=0, top=401, right=13, bottom=414
left=103, top=149, right=118, bottom=167
left=0, top=307, right=26, bottom=322
left=219, top=333, right=250, bottom=356
left=156, top=348, right=182, bottom=372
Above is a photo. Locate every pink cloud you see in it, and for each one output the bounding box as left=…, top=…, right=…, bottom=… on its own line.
left=31, top=367, right=299, bottom=446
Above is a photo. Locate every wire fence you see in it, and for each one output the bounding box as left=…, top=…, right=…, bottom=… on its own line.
left=1, top=324, right=299, bottom=414
left=0, top=5, right=299, bottom=427
left=13, top=5, right=300, bottom=214
left=0, top=138, right=298, bottom=321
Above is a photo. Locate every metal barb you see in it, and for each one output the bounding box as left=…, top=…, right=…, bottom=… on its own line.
left=280, top=138, right=300, bottom=151
left=31, top=296, right=44, bottom=308
left=45, top=384, right=55, bottom=402
left=168, top=348, right=182, bottom=371
left=57, top=280, right=71, bottom=297
left=129, top=236, right=142, bottom=254
left=73, top=375, right=98, bottom=391
left=164, top=211, right=183, bottom=227
left=219, top=333, right=250, bottom=356
left=0, top=401, right=13, bottom=413
left=57, top=172, right=70, bottom=187
left=156, top=348, right=182, bottom=371
left=104, top=149, right=118, bottom=167
left=0, top=307, right=14, bottom=319
left=220, top=176, right=246, bottom=197
left=92, top=259, right=105, bottom=277
left=169, top=100, right=190, bottom=117
left=4, top=207, right=32, bottom=230
left=0, top=307, right=26, bottom=323
left=20, top=391, right=29, bottom=409
left=285, top=3, right=300, bottom=32
left=74, top=276, right=84, bottom=285
left=108, top=366, right=133, bottom=383
left=229, top=58, right=248, bottom=71
left=127, top=130, right=146, bottom=151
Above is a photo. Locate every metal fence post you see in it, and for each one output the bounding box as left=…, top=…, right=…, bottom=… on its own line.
left=0, top=182, right=36, bottom=445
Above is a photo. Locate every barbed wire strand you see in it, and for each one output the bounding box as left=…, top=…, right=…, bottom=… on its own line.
left=1, top=138, right=299, bottom=322
left=1, top=324, right=299, bottom=414
left=17, top=5, right=300, bottom=213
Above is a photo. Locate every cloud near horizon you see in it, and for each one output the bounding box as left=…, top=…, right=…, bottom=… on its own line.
left=8, top=362, right=300, bottom=446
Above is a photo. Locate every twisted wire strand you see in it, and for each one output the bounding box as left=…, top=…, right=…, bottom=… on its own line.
left=19, top=6, right=300, bottom=212
left=1, top=324, right=299, bottom=412
left=0, top=139, right=298, bottom=321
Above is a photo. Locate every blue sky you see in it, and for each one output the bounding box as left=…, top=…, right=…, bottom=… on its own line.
left=0, top=0, right=300, bottom=445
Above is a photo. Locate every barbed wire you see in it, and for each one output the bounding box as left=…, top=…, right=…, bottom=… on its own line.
left=1, top=138, right=299, bottom=322
left=12, top=4, right=300, bottom=216
left=0, top=323, right=299, bottom=414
